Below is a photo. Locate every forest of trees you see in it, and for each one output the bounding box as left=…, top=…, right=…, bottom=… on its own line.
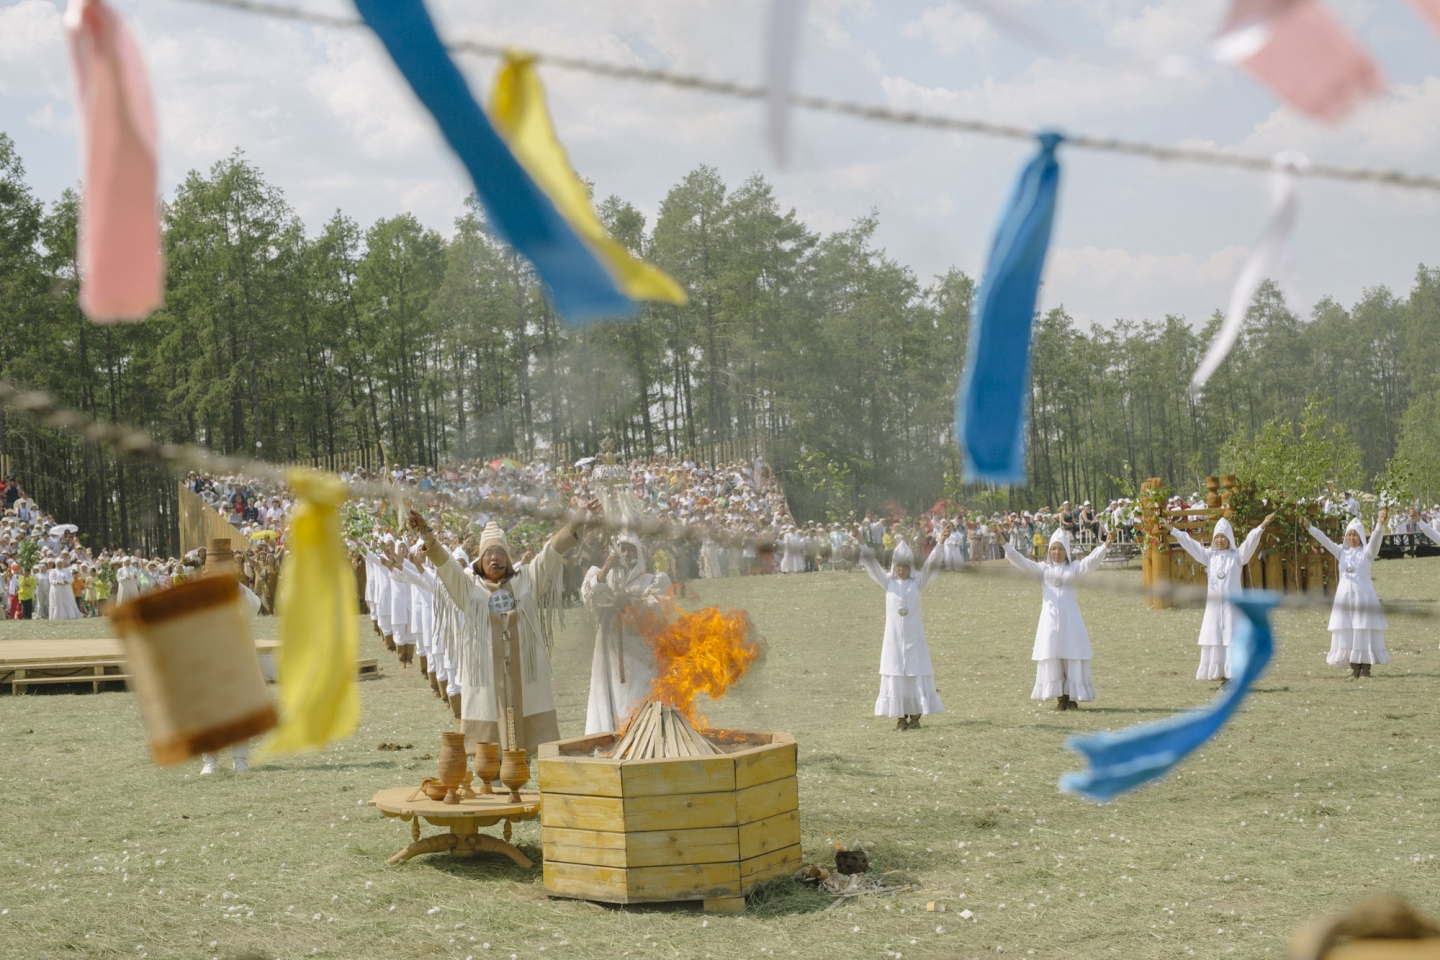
left=1, top=131, right=1438, bottom=552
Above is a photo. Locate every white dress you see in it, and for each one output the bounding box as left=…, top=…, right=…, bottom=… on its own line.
left=699, top=539, right=723, bottom=579
left=1004, top=541, right=1108, bottom=701
left=1307, top=524, right=1389, bottom=666
left=1170, top=525, right=1265, bottom=680
left=780, top=533, right=806, bottom=574
left=861, top=546, right=945, bottom=717
left=942, top=531, right=964, bottom=570
left=581, top=564, right=671, bottom=734
left=48, top=567, right=82, bottom=620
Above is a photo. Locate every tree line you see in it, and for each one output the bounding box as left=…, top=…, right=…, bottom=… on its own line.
left=0, top=131, right=1436, bottom=552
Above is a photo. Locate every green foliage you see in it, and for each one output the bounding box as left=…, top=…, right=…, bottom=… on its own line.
left=1395, top=391, right=1440, bottom=505
left=790, top=450, right=853, bottom=523
left=1220, top=399, right=1364, bottom=506
left=15, top=536, right=37, bottom=572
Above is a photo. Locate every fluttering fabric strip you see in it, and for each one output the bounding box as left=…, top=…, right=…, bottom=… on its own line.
left=1059, top=592, right=1278, bottom=802
left=64, top=0, right=165, bottom=322
left=350, top=0, right=634, bottom=325
left=957, top=133, right=1063, bottom=485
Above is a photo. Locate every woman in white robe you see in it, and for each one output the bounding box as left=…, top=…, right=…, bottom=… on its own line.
left=861, top=539, right=944, bottom=730
left=582, top=534, right=672, bottom=735
left=1307, top=513, right=1388, bottom=678
left=48, top=563, right=82, bottom=620
left=780, top=528, right=806, bottom=574
left=1166, top=514, right=1273, bottom=682
left=698, top=536, right=724, bottom=579
left=1004, top=528, right=1109, bottom=710
left=941, top=523, right=965, bottom=571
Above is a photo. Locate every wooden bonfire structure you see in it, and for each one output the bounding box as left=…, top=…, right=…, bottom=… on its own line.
left=1140, top=474, right=1343, bottom=609
left=538, top=702, right=800, bottom=914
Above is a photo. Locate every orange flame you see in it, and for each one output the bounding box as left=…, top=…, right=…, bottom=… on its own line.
left=621, top=587, right=763, bottom=731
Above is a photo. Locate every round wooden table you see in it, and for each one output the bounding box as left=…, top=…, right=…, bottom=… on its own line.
left=369, top=786, right=541, bottom=866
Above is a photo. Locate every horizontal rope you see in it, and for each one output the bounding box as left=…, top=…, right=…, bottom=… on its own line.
left=167, top=0, right=1440, bottom=192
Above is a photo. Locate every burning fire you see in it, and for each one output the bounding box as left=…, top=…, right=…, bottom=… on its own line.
left=621, top=587, right=763, bottom=731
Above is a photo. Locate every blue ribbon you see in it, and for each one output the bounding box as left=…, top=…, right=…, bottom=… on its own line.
left=957, top=132, right=1063, bottom=484
left=1059, top=592, right=1278, bottom=802
left=351, top=0, right=633, bottom=325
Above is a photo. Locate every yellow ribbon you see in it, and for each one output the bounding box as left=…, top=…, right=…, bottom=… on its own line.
left=255, top=469, right=358, bottom=758
left=489, top=51, right=686, bottom=306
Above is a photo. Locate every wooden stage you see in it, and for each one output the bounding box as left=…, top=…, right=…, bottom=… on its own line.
left=0, top=637, right=380, bottom=694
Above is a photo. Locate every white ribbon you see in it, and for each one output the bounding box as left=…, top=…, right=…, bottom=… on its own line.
left=1189, top=150, right=1308, bottom=394
left=765, top=0, right=806, bottom=165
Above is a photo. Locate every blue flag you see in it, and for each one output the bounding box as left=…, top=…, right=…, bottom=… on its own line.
left=1059, top=592, right=1278, bottom=802
left=351, top=0, right=634, bottom=325
left=957, top=132, right=1063, bottom=484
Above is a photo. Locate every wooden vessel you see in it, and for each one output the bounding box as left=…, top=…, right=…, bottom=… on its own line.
left=538, top=729, right=801, bottom=914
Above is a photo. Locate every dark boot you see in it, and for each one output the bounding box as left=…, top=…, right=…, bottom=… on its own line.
left=1350, top=663, right=1362, bottom=679
left=1361, top=663, right=1372, bottom=677
left=1066, top=697, right=1081, bottom=710
left=1055, top=695, right=1070, bottom=711
left=907, top=715, right=921, bottom=730
left=895, top=717, right=908, bottom=732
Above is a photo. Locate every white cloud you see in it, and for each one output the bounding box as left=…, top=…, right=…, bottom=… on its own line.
left=1046, top=244, right=1249, bottom=326
left=0, top=0, right=66, bottom=99
left=901, top=3, right=998, bottom=56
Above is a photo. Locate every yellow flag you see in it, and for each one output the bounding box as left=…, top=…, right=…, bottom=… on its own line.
left=255, top=469, right=359, bottom=758
left=489, top=52, right=686, bottom=306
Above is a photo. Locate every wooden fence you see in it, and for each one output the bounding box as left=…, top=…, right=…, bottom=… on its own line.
left=177, top=483, right=251, bottom=556
left=1139, top=475, right=1342, bottom=609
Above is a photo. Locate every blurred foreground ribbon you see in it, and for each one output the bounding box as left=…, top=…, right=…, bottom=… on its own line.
left=489, top=54, right=685, bottom=307
left=1213, top=0, right=1382, bottom=123
left=1189, top=151, right=1306, bottom=393
left=1060, top=592, right=1277, bottom=802
left=256, top=470, right=358, bottom=758
left=352, top=0, right=647, bottom=325
left=1413, top=0, right=1440, bottom=37
left=64, top=0, right=164, bottom=322
left=957, top=133, right=1063, bottom=485
left=764, top=0, right=806, bottom=166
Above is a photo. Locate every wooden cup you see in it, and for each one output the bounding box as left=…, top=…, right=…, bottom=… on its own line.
left=110, top=575, right=276, bottom=766
left=474, top=742, right=500, bottom=796
left=500, top=748, right=528, bottom=802
left=438, top=731, right=467, bottom=804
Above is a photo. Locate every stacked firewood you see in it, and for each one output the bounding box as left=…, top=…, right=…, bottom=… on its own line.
left=605, top=700, right=722, bottom=759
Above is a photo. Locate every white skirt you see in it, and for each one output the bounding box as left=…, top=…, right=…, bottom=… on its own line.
left=1196, top=644, right=1230, bottom=681
left=48, top=586, right=82, bottom=620
left=874, top=674, right=944, bottom=717
left=1328, top=629, right=1389, bottom=666
left=1031, top=658, right=1094, bottom=702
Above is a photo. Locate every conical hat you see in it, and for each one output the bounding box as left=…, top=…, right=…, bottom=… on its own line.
left=1212, top=517, right=1235, bottom=547
left=477, top=522, right=510, bottom=558
left=1048, top=527, right=1071, bottom=561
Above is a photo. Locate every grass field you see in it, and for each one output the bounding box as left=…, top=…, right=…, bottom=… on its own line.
left=4, top=556, right=1440, bottom=960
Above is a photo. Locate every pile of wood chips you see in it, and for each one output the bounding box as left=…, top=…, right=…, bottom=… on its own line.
left=605, top=700, right=722, bottom=760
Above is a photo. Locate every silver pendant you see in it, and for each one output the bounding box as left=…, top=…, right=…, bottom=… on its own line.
left=1215, top=571, right=1226, bottom=581
left=898, top=607, right=910, bottom=617
left=1345, top=565, right=1354, bottom=574
left=487, top=588, right=515, bottom=615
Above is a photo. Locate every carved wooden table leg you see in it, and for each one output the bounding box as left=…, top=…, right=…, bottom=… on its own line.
left=455, top=832, right=534, bottom=868
left=386, top=832, right=458, bottom=865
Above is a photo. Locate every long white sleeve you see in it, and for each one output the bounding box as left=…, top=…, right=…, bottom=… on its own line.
left=1169, top=528, right=1211, bottom=568
left=1238, top=524, right=1265, bottom=565
left=1003, top=542, right=1044, bottom=578
left=1308, top=525, right=1340, bottom=559
left=858, top=546, right=888, bottom=588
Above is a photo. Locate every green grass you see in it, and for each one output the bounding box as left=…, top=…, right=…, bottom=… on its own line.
left=4, top=557, right=1440, bottom=960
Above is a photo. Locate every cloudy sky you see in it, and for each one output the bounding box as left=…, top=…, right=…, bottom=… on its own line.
left=2, top=0, right=1438, bottom=326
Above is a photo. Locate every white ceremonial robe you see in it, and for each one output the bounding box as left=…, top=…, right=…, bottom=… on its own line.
left=1004, top=541, right=1108, bottom=701
left=699, top=539, right=723, bottom=579
left=367, top=553, right=393, bottom=636
left=1308, top=524, right=1389, bottom=666
left=860, top=545, right=945, bottom=717
left=432, top=540, right=566, bottom=754
left=48, top=567, right=82, bottom=620
left=1171, top=525, right=1264, bottom=680
left=388, top=563, right=411, bottom=642
left=942, top=532, right=964, bottom=571
left=114, top=566, right=140, bottom=605
left=780, top=533, right=806, bottom=574
left=581, top=565, right=672, bottom=735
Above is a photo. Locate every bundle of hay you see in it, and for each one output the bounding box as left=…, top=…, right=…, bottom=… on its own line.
left=605, top=701, right=722, bottom=759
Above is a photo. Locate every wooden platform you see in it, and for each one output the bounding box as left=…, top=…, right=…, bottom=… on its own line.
left=0, top=638, right=379, bottom=694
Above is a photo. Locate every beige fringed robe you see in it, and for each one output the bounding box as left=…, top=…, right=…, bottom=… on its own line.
left=431, top=527, right=577, bottom=754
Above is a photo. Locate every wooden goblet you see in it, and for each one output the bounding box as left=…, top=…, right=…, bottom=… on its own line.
left=437, top=731, right=467, bottom=804
left=474, top=742, right=500, bottom=796
left=499, top=748, right=528, bottom=803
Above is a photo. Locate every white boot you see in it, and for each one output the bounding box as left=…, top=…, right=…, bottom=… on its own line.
left=232, top=741, right=250, bottom=772
left=200, top=754, right=218, bottom=775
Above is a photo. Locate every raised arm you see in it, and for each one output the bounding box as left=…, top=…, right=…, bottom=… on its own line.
left=1369, top=520, right=1385, bottom=561
left=858, top=545, right=888, bottom=588
left=916, top=540, right=945, bottom=591
left=1418, top=518, right=1440, bottom=548
left=1074, top=538, right=1110, bottom=577
left=1169, top=527, right=1211, bottom=568
left=1307, top=524, right=1340, bottom=559
left=1238, top=517, right=1271, bottom=566
left=1003, top=542, right=1044, bottom=578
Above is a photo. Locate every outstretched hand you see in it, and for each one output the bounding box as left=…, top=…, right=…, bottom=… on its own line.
left=1261, top=512, right=1277, bottom=527
left=408, top=508, right=430, bottom=535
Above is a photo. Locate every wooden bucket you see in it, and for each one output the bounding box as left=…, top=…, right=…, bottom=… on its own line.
left=110, top=575, right=277, bottom=766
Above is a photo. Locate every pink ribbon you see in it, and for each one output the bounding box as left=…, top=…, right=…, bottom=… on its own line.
left=65, top=0, right=164, bottom=322
left=1410, top=0, right=1440, bottom=37
left=1215, top=0, right=1383, bottom=123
